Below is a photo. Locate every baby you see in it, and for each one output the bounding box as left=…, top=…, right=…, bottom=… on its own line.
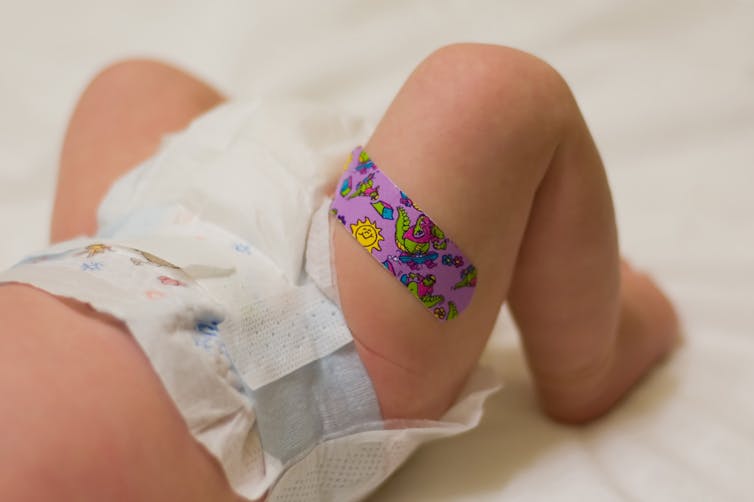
left=0, top=43, right=679, bottom=501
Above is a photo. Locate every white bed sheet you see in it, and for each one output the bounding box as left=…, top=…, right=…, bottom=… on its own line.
left=1, top=1, right=753, bottom=500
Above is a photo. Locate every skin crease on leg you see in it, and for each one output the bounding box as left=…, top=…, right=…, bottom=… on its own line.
left=0, top=45, right=678, bottom=500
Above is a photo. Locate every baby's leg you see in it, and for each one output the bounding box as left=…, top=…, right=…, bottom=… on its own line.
left=51, top=59, right=224, bottom=242
left=1, top=62, right=240, bottom=500
left=334, top=44, right=678, bottom=422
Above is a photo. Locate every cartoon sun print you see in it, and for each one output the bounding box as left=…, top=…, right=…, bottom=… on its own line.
left=350, top=217, right=384, bottom=254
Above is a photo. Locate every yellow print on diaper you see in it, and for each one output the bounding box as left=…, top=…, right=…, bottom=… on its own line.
left=82, top=243, right=112, bottom=257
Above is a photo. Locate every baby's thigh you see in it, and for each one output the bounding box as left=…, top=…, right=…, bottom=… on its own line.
left=0, top=284, right=239, bottom=501
left=334, top=44, right=565, bottom=421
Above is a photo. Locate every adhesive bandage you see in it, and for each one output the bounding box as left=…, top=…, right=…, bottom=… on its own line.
left=330, top=147, right=477, bottom=321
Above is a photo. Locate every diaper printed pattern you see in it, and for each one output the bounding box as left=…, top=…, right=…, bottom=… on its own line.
left=330, top=147, right=477, bottom=320
left=14, top=242, right=245, bottom=392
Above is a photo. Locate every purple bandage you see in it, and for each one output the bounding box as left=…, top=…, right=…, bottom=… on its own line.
left=330, top=147, right=477, bottom=321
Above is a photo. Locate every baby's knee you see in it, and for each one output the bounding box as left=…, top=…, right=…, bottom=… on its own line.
left=82, top=58, right=224, bottom=112
left=383, top=43, right=576, bottom=190
left=413, top=43, right=576, bottom=133
left=87, top=58, right=175, bottom=93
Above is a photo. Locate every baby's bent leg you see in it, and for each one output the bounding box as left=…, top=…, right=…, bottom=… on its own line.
left=334, top=44, right=677, bottom=422
left=51, top=59, right=224, bottom=242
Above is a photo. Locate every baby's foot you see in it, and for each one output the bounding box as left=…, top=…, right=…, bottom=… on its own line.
left=619, top=259, right=681, bottom=361
left=544, top=260, right=681, bottom=424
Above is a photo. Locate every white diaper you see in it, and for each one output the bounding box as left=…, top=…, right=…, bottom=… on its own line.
left=0, top=100, right=501, bottom=501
